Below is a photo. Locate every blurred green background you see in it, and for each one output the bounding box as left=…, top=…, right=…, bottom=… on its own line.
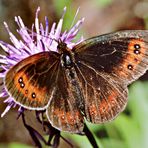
left=1, top=0, right=148, bottom=148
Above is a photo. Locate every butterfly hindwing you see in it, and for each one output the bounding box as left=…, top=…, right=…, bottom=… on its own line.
left=74, top=61, right=128, bottom=123
left=5, top=51, right=60, bottom=110
left=46, top=65, right=84, bottom=133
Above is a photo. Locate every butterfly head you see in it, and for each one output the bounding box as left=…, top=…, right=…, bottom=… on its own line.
left=57, top=39, right=70, bottom=54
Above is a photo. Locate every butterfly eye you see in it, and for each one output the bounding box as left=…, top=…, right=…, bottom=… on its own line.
left=65, top=55, right=72, bottom=65
left=61, top=54, right=73, bottom=68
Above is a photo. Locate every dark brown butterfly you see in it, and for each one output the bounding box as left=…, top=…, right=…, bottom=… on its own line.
left=4, top=30, right=148, bottom=133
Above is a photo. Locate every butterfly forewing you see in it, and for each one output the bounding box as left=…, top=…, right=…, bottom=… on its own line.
left=5, top=51, right=60, bottom=110
left=74, top=30, right=148, bottom=84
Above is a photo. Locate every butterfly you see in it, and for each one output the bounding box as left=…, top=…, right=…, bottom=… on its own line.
left=4, top=30, right=148, bottom=133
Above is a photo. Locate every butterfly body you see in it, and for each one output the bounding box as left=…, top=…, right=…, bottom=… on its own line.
left=4, top=30, right=148, bottom=133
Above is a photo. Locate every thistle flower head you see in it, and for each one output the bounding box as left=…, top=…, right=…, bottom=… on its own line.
left=0, top=7, right=84, bottom=117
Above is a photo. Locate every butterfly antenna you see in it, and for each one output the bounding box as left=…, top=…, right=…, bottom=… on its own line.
left=25, top=27, right=58, bottom=43
left=23, top=27, right=60, bottom=52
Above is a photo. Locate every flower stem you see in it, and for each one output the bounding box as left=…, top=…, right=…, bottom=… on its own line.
left=83, top=123, right=99, bottom=148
